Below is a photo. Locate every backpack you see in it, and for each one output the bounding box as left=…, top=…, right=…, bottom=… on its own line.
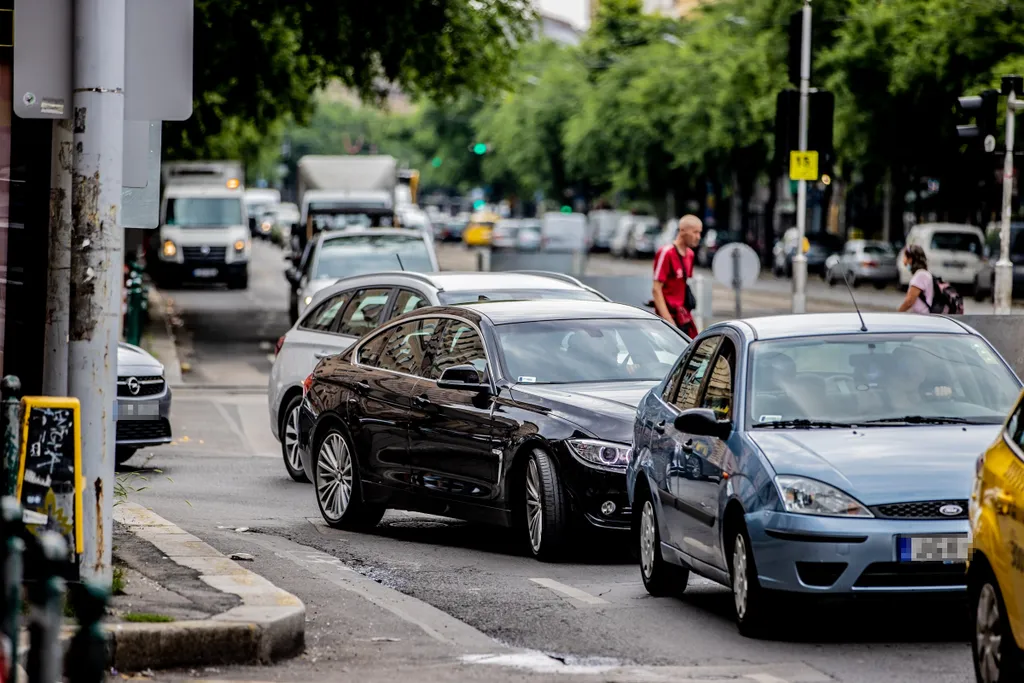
left=919, top=275, right=964, bottom=315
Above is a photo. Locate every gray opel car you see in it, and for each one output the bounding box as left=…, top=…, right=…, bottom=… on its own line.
left=116, top=342, right=173, bottom=464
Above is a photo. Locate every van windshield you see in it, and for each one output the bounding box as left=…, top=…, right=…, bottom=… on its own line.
left=166, top=198, right=243, bottom=227
left=930, top=232, right=983, bottom=254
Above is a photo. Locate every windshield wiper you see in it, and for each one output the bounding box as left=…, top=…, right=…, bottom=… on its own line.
left=753, top=419, right=855, bottom=429
left=862, top=415, right=976, bottom=425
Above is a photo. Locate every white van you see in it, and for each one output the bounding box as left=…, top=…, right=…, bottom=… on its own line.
left=898, top=223, right=985, bottom=289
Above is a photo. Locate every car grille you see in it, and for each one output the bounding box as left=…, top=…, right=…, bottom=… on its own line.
left=116, top=418, right=171, bottom=442
left=854, top=562, right=966, bottom=589
left=872, top=500, right=969, bottom=520
left=117, top=375, right=165, bottom=397
left=182, top=246, right=227, bottom=263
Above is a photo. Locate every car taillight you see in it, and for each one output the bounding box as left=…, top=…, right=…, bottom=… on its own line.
left=302, top=373, right=314, bottom=396
left=275, top=335, right=286, bottom=356
left=861, top=260, right=879, bottom=267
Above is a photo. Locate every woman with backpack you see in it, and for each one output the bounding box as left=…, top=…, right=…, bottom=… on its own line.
left=897, top=244, right=964, bottom=315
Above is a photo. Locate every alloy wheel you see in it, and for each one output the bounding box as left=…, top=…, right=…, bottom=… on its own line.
left=284, top=406, right=302, bottom=473
left=316, top=433, right=353, bottom=522
left=640, top=501, right=657, bottom=579
left=525, top=459, right=544, bottom=553
left=976, top=582, right=1003, bottom=683
left=732, top=534, right=749, bottom=621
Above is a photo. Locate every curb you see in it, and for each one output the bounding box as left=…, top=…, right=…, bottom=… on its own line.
left=144, top=287, right=185, bottom=387
left=108, top=502, right=304, bottom=670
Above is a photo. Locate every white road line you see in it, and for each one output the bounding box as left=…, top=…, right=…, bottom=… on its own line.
left=530, top=578, right=609, bottom=605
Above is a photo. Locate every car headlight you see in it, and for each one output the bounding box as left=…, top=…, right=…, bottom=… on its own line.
left=261, top=221, right=272, bottom=233
left=162, top=240, right=177, bottom=258
left=774, top=475, right=873, bottom=518
left=566, top=439, right=632, bottom=470
left=234, top=239, right=247, bottom=252
left=303, top=296, right=312, bottom=306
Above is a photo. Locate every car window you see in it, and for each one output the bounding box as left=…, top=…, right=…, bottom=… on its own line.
left=930, top=231, right=982, bottom=255
left=373, top=318, right=443, bottom=376
left=863, top=244, right=893, bottom=256
left=313, top=235, right=435, bottom=279
left=357, top=330, right=388, bottom=367
left=299, top=293, right=348, bottom=333
left=424, top=320, right=488, bottom=380
left=699, top=339, right=735, bottom=421
left=391, top=289, right=429, bottom=318
left=671, top=337, right=720, bottom=411
left=336, top=288, right=391, bottom=338
left=1007, top=394, right=1024, bottom=452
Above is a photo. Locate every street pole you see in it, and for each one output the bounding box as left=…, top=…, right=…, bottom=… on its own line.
left=995, top=76, right=1022, bottom=315
left=68, top=0, right=127, bottom=586
left=43, top=120, right=74, bottom=396
left=792, top=0, right=812, bottom=314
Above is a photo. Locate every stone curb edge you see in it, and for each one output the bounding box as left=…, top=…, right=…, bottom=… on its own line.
left=107, top=502, right=305, bottom=671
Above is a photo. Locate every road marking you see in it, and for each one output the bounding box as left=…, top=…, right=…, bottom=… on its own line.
left=530, top=578, right=608, bottom=605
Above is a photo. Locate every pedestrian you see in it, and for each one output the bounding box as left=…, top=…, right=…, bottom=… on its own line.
left=652, top=215, right=702, bottom=338
left=897, top=244, right=934, bottom=314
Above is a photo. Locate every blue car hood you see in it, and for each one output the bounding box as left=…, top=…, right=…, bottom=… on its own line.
left=749, top=425, right=1001, bottom=506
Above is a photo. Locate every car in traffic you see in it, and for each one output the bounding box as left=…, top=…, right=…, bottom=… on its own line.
left=973, top=223, right=1024, bottom=301
left=116, top=342, right=173, bottom=465
left=463, top=210, right=500, bottom=247
left=627, top=313, right=1021, bottom=635
left=492, top=219, right=543, bottom=251
left=696, top=229, right=742, bottom=269
left=969, top=387, right=1024, bottom=683
left=772, top=230, right=843, bottom=277
left=824, top=239, right=899, bottom=288
left=296, top=300, right=690, bottom=559
left=270, top=271, right=611, bottom=482
left=898, top=223, right=986, bottom=291
left=610, top=215, right=660, bottom=258
left=286, top=228, right=439, bottom=324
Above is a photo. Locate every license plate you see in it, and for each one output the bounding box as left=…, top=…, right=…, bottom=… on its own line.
left=118, top=402, right=159, bottom=418
left=943, top=261, right=967, bottom=269
left=193, top=268, right=218, bottom=278
left=897, top=535, right=969, bottom=563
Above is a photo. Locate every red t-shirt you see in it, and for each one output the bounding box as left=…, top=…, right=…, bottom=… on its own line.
left=653, top=244, right=694, bottom=325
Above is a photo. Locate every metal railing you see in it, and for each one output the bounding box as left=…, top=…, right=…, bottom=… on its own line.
left=123, top=260, right=149, bottom=347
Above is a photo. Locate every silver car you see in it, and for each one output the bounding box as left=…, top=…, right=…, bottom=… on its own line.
left=116, top=342, right=173, bottom=465
left=268, top=271, right=609, bottom=482
left=824, top=239, right=899, bottom=288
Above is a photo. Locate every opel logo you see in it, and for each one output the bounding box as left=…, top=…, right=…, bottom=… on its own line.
left=200, top=245, right=210, bottom=255
left=939, top=504, right=963, bottom=517
left=126, top=377, right=141, bottom=396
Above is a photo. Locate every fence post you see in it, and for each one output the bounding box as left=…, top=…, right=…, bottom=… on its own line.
left=66, top=582, right=109, bottom=683
left=25, top=532, right=67, bottom=683
left=0, top=498, right=24, bottom=683
left=124, top=263, right=144, bottom=346
left=1, top=377, right=21, bottom=498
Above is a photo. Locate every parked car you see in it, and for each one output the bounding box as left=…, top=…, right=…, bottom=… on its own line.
left=437, top=215, right=469, bottom=243
left=824, top=239, right=899, bottom=288
left=969, top=388, right=1024, bottom=683
left=270, top=272, right=611, bottom=482
left=286, top=228, right=439, bottom=325
left=116, top=342, right=173, bottom=465
left=492, top=219, right=543, bottom=251
left=773, top=230, right=843, bottom=277
left=898, top=223, right=986, bottom=291
left=297, top=300, right=690, bottom=559
left=463, top=210, right=500, bottom=247
left=697, top=229, right=742, bottom=269
left=973, top=223, right=1024, bottom=301
left=588, top=210, right=626, bottom=252
left=628, top=312, right=1021, bottom=635
left=610, top=216, right=660, bottom=258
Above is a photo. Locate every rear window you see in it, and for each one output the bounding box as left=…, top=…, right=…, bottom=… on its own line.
left=439, top=289, right=605, bottom=305
left=314, top=235, right=435, bottom=279
left=863, top=244, right=894, bottom=256
left=931, top=232, right=983, bottom=255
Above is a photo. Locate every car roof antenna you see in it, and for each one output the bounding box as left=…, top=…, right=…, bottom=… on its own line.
left=396, top=254, right=405, bottom=271
left=841, top=269, right=868, bottom=332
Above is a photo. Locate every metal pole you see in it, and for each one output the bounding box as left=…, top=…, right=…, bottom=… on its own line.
left=792, top=0, right=812, bottom=314
left=44, top=120, right=74, bottom=396
left=69, top=0, right=127, bottom=587
left=732, top=247, right=742, bottom=318
left=1, top=377, right=21, bottom=498
left=995, top=88, right=1016, bottom=315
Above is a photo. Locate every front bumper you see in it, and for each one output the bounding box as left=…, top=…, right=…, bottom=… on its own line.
left=116, top=385, right=173, bottom=448
left=747, top=510, right=969, bottom=594
left=557, top=445, right=632, bottom=531
left=158, top=260, right=248, bottom=281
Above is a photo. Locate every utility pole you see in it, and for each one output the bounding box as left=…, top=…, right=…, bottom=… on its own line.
left=43, top=120, right=73, bottom=396
left=996, top=75, right=1023, bottom=315
left=68, top=0, right=127, bottom=585
left=792, top=0, right=812, bottom=314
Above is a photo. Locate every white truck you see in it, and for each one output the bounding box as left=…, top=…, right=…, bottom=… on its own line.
left=155, top=161, right=250, bottom=289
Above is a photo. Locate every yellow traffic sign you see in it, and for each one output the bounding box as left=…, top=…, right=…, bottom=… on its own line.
left=789, top=151, right=819, bottom=181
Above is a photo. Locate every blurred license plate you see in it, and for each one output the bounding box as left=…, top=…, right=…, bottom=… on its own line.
left=898, top=535, right=969, bottom=563
left=119, top=402, right=159, bottom=418
left=943, top=261, right=967, bottom=269
left=193, top=268, right=218, bottom=278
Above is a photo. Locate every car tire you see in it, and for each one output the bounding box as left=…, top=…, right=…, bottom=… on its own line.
left=873, top=280, right=887, bottom=290
left=729, top=520, right=771, bottom=638
left=115, top=447, right=136, bottom=466
left=636, top=491, right=688, bottom=597
left=523, top=448, right=570, bottom=561
left=279, top=395, right=309, bottom=483
left=313, top=426, right=385, bottom=530
left=970, top=565, right=1022, bottom=683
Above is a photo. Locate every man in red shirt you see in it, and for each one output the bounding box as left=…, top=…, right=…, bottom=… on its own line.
left=652, top=215, right=702, bottom=338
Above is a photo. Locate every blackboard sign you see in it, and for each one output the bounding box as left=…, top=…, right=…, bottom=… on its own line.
left=16, top=397, right=82, bottom=557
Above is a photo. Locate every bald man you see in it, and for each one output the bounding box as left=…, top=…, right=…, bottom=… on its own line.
left=652, top=215, right=702, bottom=338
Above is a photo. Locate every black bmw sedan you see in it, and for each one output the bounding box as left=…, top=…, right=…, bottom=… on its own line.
left=297, top=299, right=690, bottom=560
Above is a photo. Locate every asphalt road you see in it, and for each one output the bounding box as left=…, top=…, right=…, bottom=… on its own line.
left=131, top=239, right=977, bottom=683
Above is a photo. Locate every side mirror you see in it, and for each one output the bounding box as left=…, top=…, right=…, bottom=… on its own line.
left=674, top=408, right=731, bottom=440
left=436, top=364, right=490, bottom=392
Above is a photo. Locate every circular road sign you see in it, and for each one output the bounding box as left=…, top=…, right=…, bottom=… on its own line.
left=711, top=242, right=761, bottom=289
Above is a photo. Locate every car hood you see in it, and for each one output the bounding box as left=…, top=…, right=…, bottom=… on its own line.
left=749, top=425, right=1000, bottom=506
left=117, top=342, right=164, bottom=377
left=509, top=380, right=658, bottom=444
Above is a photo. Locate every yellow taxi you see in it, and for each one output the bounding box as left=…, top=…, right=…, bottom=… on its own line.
left=969, top=389, right=1024, bottom=683
left=462, top=210, right=499, bottom=247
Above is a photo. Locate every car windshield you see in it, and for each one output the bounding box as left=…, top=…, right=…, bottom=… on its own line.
left=496, top=318, right=688, bottom=384
left=748, top=333, right=1020, bottom=427
left=165, top=198, right=243, bottom=227
left=931, top=231, right=983, bottom=254
left=863, top=243, right=894, bottom=256
left=313, top=236, right=434, bottom=279
left=439, top=289, right=605, bottom=305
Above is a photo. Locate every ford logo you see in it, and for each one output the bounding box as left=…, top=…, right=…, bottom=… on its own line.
left=939, top=504, right=963, bottom=517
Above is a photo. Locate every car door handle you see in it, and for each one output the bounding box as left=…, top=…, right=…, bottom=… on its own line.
left=653, top=420, right=666, bottom=434
left=413, top=395, right=434, bottom=408
left=354, top=380, right=370, bottom=392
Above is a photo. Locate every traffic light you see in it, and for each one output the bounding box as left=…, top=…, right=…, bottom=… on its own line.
left=431, top=156, right=442, bottom=168
left=472, top=143, right=489, bottom=155
left=956, top=89, right=999, bottom=152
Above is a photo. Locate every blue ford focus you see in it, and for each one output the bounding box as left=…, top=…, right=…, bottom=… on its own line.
left=626, top=313, right=1021, bottom=636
